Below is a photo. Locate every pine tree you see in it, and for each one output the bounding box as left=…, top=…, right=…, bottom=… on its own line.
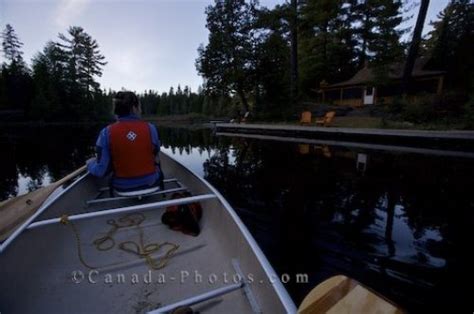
left=1, top=24, right=32, bottom=110
left=78, top=31, right=106, bottom=95
left=425, top=0, right=474, bottom=91
left=252, top=5, right=292, bottom=118
left=31, top=51, right=53, bottom=119
left=183, top=85, right=191, bottom=113
left=196, top=0, right=259, bottom=113
left=30, top=41, right=67, bottom=119
left=1, top=24, right=26, bottom=70
left=299, top=0, right=358, bottom=92
left=57, top=27, right=83, bottom=96
left=168, top=86, right=175, bottom=114
left=290, top=0, right=299, bottom=103
left=159, top=92, right=169, bottom=115
left=57, top=26, right=107, bottom=116
left=353, top=0, right=406, bottom=77
left=58, top=26, right=106, bottom=95
left=176, top=84, right=184, bottom=114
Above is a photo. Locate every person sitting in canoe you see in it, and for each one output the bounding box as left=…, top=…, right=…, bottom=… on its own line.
left=87, top=91, right=163, bottom=194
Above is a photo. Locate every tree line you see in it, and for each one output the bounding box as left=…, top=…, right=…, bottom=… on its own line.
left=1, top=0, right=473, bottom=122
left=196, top=0, right=473, bottom=119
left=0, top=23, right=234, bottom=121
left=138, top=85, right=237, bottom=117
left=0, top=25, right=112, bottom=121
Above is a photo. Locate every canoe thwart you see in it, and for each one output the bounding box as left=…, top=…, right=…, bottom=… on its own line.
left=86, top=186, right=188, bottom=206
left=98, top=178, right=180, bottom=192
left=27, top=194, right=218, bottom=230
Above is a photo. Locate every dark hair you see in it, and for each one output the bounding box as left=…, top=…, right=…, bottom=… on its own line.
left=113, top=91, right=140, bottom=117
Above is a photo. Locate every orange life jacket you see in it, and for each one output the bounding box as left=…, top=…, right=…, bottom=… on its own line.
left=109, top=120, right=156, bottom=178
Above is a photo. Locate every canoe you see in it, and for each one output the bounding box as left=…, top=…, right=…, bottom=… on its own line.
left=0, top=152, right=296, bottom=313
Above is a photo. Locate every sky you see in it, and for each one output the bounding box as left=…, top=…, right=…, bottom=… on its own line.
left=0, top=0, right=450, bottom=94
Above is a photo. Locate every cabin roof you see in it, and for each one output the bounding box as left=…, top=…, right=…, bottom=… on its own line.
left=324, top=58, right=445, bottom=88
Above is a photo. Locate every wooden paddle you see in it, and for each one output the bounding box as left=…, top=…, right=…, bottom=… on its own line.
left=298, top=275, right=404, bottom=314
left=0, top=165, right=87, bottom=241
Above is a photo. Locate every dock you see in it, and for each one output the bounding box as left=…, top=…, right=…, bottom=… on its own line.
left=215, top=123, right=474, bottom=152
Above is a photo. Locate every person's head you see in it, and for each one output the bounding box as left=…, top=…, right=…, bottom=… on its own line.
left=113, top=91, right=141, bottom=117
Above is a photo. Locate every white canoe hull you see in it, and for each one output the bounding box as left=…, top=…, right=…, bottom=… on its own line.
left=0, top=152, right=296, bottom=313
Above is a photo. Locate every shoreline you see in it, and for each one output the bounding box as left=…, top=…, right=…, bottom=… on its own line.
left=215, top=123, right=474, bottom=151
left=0, top=114, right=209, bottom=128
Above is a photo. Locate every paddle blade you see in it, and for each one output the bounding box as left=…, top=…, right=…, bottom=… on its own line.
left=0, top=184, right=57, bottom=241
left=0, top=165, right=87, bottom=241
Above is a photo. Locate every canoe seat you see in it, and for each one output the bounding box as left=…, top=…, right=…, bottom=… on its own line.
left=114, top=185, right=161, bottom=198
left=86, top=179, right=187, bottom=206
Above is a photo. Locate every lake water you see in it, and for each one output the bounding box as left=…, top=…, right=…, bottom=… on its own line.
left=1, top=124, right=473, bottom=312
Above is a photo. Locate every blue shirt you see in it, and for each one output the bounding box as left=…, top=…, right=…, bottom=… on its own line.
left=87, top=114, right=161, bottom=190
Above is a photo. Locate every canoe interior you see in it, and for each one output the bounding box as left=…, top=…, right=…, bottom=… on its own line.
left=0, top=153, right=291, bottom=313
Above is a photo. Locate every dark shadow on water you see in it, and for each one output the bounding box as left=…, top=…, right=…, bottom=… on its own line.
left=0, top=125, right=99, bottom=200
left=202, top=136, right=474, bottom=312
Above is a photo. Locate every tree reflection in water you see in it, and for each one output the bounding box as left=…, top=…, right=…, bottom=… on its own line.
left=203, top=137, right=473, bottom=312
left=1, top=125, right=472, bottom=312
left=1, top=125, right=99, bottom=200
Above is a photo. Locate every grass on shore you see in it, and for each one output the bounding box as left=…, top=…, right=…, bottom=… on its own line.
left=331, top=116, right=469, bottom=130
left=259, top=116, right=470, bottom=131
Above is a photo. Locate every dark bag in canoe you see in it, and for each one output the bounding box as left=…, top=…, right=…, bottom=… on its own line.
left=162, top=192, right=202, bottom=236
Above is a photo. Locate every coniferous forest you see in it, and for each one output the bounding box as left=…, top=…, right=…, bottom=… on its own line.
left=0, top=0, right=473, bottom=122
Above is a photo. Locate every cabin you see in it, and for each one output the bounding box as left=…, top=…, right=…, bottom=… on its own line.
left=318, top=58, right=445, bottom=107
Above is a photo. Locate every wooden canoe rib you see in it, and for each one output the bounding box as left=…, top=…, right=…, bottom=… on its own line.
left=0, top=152, right=296, bottom=313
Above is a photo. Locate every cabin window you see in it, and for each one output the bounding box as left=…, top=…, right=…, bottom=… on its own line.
left=343, top=88, right=363, bottom=99
left=365, top=87, right=374, bottom=96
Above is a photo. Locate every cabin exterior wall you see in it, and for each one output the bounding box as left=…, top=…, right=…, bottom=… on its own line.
left=320, top=76, right=443, bottom=107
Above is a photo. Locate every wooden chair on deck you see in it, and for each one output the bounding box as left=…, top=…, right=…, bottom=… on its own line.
left=240, top=111, right=250, bottom=123
left=300, top=111, right=312, bottom=124
left=316, top=111, right=336, bottom=127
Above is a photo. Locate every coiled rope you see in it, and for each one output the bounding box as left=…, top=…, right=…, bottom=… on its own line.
left=60, top=213, right=179, bottom=270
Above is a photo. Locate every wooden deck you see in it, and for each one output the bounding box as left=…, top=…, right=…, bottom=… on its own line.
left=215, top=123, right=474, bottom=151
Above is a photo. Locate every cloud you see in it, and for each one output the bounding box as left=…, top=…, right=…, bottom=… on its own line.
left=55, top=0, right=91, bottom=28
left=100, top=45, right=164, bottom=92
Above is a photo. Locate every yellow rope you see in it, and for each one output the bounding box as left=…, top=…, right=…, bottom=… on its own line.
left=119, top=225, right=180, bottom=270
left=60, top=214, right=97, bottom=270
left=93, top=213, right=146, bottom=251
left=61, top=212, right=179, bottom=270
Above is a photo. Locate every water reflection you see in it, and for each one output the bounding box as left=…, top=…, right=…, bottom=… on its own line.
left=1, top=125, right=472, bottom=312
left=0, top=125, right=98, bottom=200
left=202, top=135, right=473, bottom=312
